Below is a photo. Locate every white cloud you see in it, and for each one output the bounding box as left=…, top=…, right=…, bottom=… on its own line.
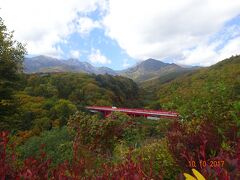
left=70, top=50, right=81, bottom=59
left=217, top=36, right=240, bottom=61
left=77, top=17, right=101, bottom=35
left=88, top=48, right=111, bottom=64
left=178, top=36, right=240, bottom=66
left=0, top=0, right=106, bottom=57
left=103, top=0, right=240, bottom=65
left=178, top=43, right=219, bottom=66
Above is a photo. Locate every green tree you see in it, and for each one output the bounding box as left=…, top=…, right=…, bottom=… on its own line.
left=50, top=99, right=77, bottom=126
left=232, top=101, right=240, bottom=137
left=15, top=93, right=48, bottom=131
left=0, top=17, right=26, bottom=130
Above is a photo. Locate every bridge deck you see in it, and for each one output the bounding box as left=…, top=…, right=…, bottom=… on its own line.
left=86, top=106, right=179, bottom=118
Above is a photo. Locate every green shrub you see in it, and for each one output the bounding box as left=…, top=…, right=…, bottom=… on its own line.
left=112, top=141, right=129, bottom=163
left=17, top=127, right=73, bottom=166
left=132, top=138, right=180, bottom=179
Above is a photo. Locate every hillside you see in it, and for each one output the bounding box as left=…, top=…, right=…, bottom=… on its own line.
left=120, top=58, right=196, bottom=82
left=147, top=55, right=240, bottom=122
left=1, top=72, right=142, bottom=131
left=24, top=73, right=140, bottom=108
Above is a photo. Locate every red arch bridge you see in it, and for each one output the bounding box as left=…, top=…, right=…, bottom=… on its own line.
left=86, top=106, right=179, bottom=119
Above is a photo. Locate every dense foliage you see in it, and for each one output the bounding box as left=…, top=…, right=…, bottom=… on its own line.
left=23, top=73, right=140, bottom=108
left=0, top=17, right=26, bottom=130
left=1, top=72, right=141, bottom=132
left=157, top=56, right=240, bottom=123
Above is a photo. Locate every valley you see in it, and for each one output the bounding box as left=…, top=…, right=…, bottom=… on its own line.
left=2, top=49, right=240, bottom=179
left=1, top=11, right=240, bottom=179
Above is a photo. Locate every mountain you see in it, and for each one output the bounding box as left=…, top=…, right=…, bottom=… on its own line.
left=24, top=55, right=117, bottom=75
left=24, top=56, right=199, bottom=82
left=24, top=56, right=66, bottom=73
left=119, top=58, right=196, bottom=82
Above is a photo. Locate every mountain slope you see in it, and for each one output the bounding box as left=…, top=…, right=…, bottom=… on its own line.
left=149, top=55, right=240, bottom=123
left=23, top=72, right=141, bottom=108
left=24, top=55, right=117, bottom=75
left=120, top=58, right=194, bottom=82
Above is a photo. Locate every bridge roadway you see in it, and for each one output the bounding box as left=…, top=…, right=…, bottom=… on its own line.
left=86, top=106, right=179, bottom=119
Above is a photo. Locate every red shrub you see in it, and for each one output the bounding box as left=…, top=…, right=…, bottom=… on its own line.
left=0, top=132, right=52, bottom=179
left=0, top=131, right=14, bottom=179
left=96, top=157, right=157, bottom=180
left=0, top=131, right=157, bottom=179
left=167, top=121, right=240, bottom=179
left=167, top=121, right=221, bottom=168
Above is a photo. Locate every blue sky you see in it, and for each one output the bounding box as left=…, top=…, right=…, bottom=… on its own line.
left=0, top=0, right=240, bottom=70
left=58, top=26, right=136, bottom=70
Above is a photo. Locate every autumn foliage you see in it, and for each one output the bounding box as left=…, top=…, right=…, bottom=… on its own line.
left=0, top=130, right=159, bottom=179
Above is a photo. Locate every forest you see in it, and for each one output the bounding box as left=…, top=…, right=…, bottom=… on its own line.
left=0, top=17, right=240, bottom=179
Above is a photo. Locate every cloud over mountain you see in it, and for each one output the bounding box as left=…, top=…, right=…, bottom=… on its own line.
left=103, top=0, right=240, bottom=65
left=0, top=0, right=239, bottom=67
